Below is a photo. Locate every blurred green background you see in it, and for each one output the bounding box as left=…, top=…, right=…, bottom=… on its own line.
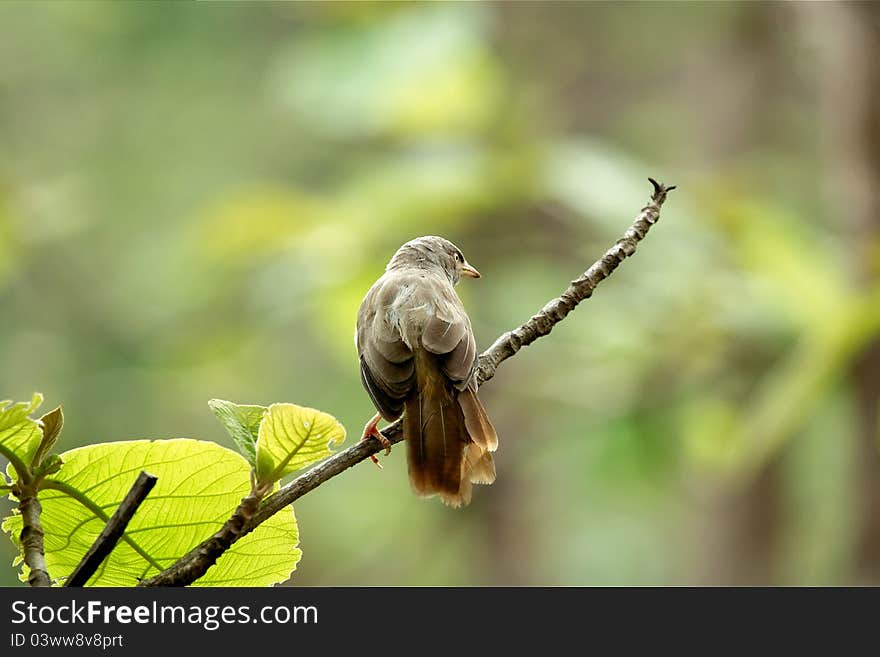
left=2, top=1, right=880, bottom=586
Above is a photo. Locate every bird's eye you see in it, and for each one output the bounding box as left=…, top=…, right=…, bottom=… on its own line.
left=454, top=252, right=462, bottom=262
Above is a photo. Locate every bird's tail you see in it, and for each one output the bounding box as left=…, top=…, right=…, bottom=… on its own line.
left=405, top=358, right=498, bottom=507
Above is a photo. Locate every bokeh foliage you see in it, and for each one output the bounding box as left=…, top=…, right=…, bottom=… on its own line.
left=1, top=2, right=877, bottom=585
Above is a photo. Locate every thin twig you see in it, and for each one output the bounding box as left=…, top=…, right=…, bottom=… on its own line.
left=140, top=179, right=675, bottom=587
left=65, top=471, right=158, bottom=587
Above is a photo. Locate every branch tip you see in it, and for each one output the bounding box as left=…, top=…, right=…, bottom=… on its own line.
left=648, top=177, right=676, bottom=200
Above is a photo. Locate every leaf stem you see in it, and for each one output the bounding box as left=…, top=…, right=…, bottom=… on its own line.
left=0, top=443, right=33, bottom=486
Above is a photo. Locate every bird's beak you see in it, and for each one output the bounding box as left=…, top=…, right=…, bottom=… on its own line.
left=461, top=262, right=481, bottom=278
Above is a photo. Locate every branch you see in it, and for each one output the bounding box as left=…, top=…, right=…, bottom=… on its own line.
left=141, top=178, right=675, bottom=587
left=65, top=471, right=157, bottom=587
left=475, top=177, right=675, bottom=382
left=139, top=491, right=262, bottom=587
left=18, top=489, right=50, bottom=587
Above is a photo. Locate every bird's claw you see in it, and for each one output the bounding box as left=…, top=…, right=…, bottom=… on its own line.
left=360, top=413, right=391, bottom=469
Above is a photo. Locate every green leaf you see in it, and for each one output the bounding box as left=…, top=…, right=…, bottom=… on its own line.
left=208, top=399, right=265, bottom=466
left=255, top=403, right=345, bottom=486
left=0, top=393, right=44, bottom=482
left=32, top=405, right=64, bottom=469
left=2, top=439, right=301, bottom=587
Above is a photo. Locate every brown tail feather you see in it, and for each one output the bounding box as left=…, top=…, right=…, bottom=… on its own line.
left=462, top=442, right=496, bottom=485
left=405, top=352, right=500, bottom=507
left=405, top=388, right=468, bottom=505
left=457, top=386, right=498, bottom=452
left=454, top=442, right=495, bottom=505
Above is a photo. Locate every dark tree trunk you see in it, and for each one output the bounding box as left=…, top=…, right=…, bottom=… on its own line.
left=804, top=2, right=880, bottom=583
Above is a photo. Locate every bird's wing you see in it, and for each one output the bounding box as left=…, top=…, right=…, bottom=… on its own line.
left=357, top=270, right=477, bottom=417
left=418, top=275, right=477, bottom=388
left=356, top=272, right=415, bottom=420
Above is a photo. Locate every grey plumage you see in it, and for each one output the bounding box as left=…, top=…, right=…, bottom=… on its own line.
left=356, top=236, right=498, bottom=506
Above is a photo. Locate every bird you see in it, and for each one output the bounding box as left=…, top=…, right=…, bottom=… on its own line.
left=355, top=236, right=498, bottom=507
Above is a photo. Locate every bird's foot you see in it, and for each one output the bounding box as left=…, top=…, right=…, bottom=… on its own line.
left=360, top=412, right=391, bottom=468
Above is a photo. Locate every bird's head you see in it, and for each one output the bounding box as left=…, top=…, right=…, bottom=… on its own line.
left=387, top=235, right=480, bottom=286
